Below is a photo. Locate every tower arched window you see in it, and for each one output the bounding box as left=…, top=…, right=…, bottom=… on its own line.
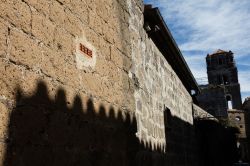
left=226, top=95, right=233, bottom=109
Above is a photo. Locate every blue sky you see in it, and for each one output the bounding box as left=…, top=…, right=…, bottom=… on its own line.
left=144, top=0, right=250, bottom=101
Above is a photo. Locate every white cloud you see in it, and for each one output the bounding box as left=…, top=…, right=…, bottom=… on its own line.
left=144, top=0, right=250, bottom=97
left=184, top=53, right=207, bottom=79
left=239, top=71, right=250, bottom=92
left=146, top=0, right=250, bottom=56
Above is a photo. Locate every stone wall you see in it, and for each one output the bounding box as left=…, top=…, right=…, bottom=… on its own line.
left=193, top=104, right=216, bottom=121
left=0, top=0, right=199, bottom=166
left=128, top=7, right=193, bottom=151
left=197, top=85, right=228, bottom=117
left=0, top=0, right=143, bottom=165
left=228, top=110, right=246, bottom=138
left=126, top=3, right=199, bottom=165
left=228, top=110, right=249, bottom=161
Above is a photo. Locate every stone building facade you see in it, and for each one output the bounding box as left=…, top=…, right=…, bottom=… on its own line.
left=0, top=1, right=239, bottom=166
left=197, top=50, right=242, bottom=118
left=197, top=49, right=249, bottom=162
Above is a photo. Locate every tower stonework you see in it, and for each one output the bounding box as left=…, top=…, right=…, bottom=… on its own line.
left=206, top=50, right=242, bottom=109
left=197, top=50, right=242, bottom=117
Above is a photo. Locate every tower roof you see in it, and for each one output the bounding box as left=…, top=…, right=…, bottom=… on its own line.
left=207, top=49, right=233, bottom=57
left=213, top=49, right=227, bottom=54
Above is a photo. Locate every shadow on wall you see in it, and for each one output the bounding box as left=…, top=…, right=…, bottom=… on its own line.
left=2, top=81, right=240, bottom=166
left=3, top=81, right=140, bottom=166
left=2, top=80, right=195, bottom=166
left=195, top=119, right=239, bottom=166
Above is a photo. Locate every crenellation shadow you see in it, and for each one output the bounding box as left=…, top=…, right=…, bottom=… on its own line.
left=3, top=81, right=139, bottom=166
left=3, top=81, right=240, bottom=166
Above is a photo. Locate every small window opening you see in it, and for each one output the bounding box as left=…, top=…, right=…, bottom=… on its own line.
left=218, top=58, right=223, bottom=65
left=191, top=90, right=196, bottom=96
left=235, top=116, right=241, bottom=121
left=226, top=95, right=233, bottom=109
left=223, top=75, right=229, bottom=85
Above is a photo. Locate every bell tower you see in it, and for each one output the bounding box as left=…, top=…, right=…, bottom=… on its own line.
left=206, top=49, right=242, bottom=110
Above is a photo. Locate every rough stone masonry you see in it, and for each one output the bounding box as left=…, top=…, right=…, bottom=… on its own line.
left=0, top=0, right=201, bottom=165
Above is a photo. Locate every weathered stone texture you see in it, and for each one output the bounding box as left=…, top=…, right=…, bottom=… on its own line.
left=228, top=110, right=246, bottom=138
left=0, top=1, right=144, bottom=165
left=126, top=0, right=193, bottom=152
left=0, top=0, right=32, bottom=34
left=0, top=21, right=8, bottom=58
left=0, top=0, right=200, bottom=165
left=131, top=38, right=194, bottom=150
left=0, top=0, right=137, bottom=107
left=0, top=102, right=9, bottom=141
left=193, top=104, right=216, bottom=120
left=198, top=50, right=243, bottom=118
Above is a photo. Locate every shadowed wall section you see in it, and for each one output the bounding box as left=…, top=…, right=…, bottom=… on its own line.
left=195, top=120, right=238, bottom=166
left=2, top=84, right=240, bottom=166
left=3, top=81, right=139, bottom=166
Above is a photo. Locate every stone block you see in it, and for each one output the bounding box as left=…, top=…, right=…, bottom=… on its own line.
left=9, top=29, right=42, bottom=67
left=111, top=46, right=132, bottom=72
left=81, top=72, right=104, bottom=98
left=0, top=0, right=31, bottom=33
left=62, top=61, right=82, bottom=88
left=0, top=54, right=57, bottom=100
left=95, top=0, right=112, bottom=23
left=17, top=68, right=59, bottom=100
left=63, top=8, right=83, bottom=37
left=88, top=11, right=104, bottom=35
left=0, top=142, right=6, bottom=166
left=0, top=102, right=9, bottom=140
left=53, top=27, right=74, bottom=55
left=23, top=0, right=51, bottom=16
left=49, top=0, right=66, bottom=26
left=84, top=27, right=101, bottom=52
left=0, top=20, right=8, bottom=58
left=95, top=56, right=116, bottom=77
left=32, top=11, right=55, bottom=47
left=39, top=47, right=66, bottom=83
left=67, top=0, right=88, bottom=24
left=97, top=38, right=111, bottom=60
left=102, top=22, right=116, bottom=44
left=0, top=58, right=22, bottom=100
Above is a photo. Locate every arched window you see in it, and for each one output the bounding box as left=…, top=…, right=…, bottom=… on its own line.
left=226, top=95, right=233, bottom=109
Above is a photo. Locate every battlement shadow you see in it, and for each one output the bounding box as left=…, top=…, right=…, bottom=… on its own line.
left=3, top=81, right=139, bottom=166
